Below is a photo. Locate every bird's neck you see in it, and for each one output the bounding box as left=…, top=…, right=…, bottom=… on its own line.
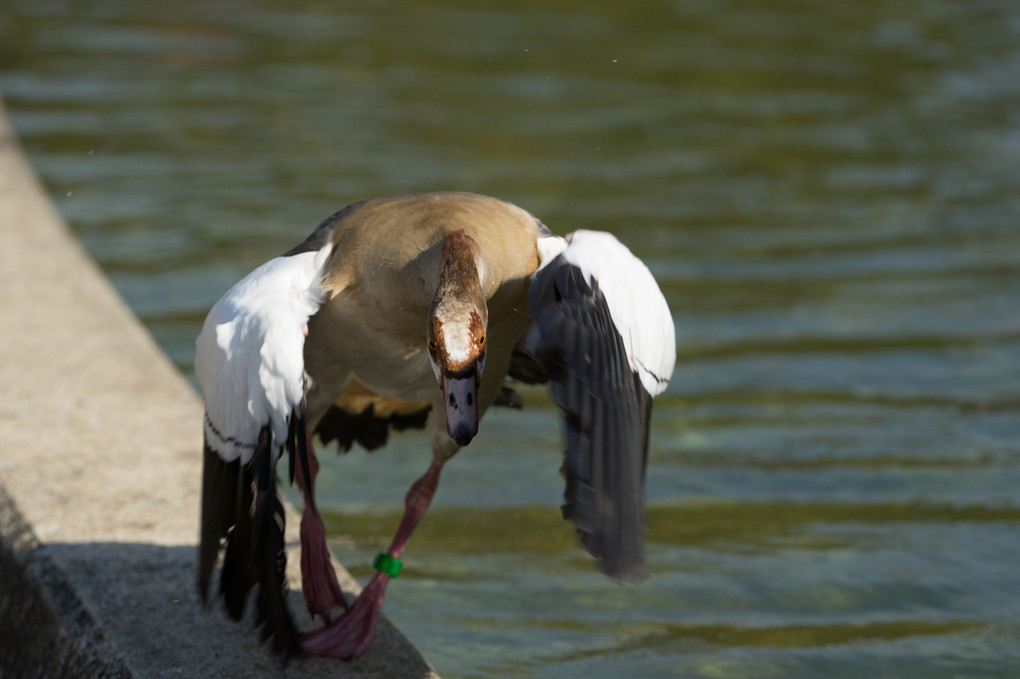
left=434, top=230, right=486, bottom=301
left=430, top=231, right=488, bottom=339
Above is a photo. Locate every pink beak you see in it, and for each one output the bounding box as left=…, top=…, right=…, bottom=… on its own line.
left=443, top=370, right=479, bottom=446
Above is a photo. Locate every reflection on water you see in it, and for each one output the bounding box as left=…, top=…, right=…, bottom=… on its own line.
left=3, top=0, right=1020, bottom=676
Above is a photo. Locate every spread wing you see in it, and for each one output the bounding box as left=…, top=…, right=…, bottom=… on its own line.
left=194, top=224, right=336, bottom=654
left=524, top=230, right=675, bottom=581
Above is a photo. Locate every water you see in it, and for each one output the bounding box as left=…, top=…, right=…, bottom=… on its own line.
left=3, top=1, right=1020, bottom=676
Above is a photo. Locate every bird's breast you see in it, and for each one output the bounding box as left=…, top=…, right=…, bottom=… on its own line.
left=346, top=337, right=437, bottom=402
left=306, top=292, right=438, bottom=403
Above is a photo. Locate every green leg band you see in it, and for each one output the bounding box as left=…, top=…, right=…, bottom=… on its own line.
left=373, top=552, right=403, bottom=578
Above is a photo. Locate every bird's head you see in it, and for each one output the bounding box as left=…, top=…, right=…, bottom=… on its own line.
left=427, top=231, right=488, bottom=447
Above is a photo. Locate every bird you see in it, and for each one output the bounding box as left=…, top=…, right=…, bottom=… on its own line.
left=195, top=191, right=676, bottom=659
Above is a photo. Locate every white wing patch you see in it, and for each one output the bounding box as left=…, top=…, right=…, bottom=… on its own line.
left=195, top=245, right=331, bottom=463
left=561, top=230, right=676, bottom=396
left=536, top=233, right=568, bottom=271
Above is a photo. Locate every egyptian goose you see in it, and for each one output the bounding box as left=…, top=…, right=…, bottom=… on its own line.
left=195, top=192, right=675, bottom=658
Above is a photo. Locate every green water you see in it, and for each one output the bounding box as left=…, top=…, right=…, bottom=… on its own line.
left=3, top=1, right=1020, bottom=676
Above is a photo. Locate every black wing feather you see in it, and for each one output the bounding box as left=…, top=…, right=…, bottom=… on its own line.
left=528, top=260, right=647, bottom=581
left=251, top=427, right=301, bottom=655
left=199, top=424, right=301, bottom=656
left=220, top=457, right=254, bottom=620
left=198, top=438, right=241, bottom=603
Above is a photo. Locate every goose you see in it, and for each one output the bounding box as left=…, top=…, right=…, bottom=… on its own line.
left=195, top=191, right=675, bottom=659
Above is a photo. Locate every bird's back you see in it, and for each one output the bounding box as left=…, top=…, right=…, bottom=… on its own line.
left=302, top=192, right=545, bottom=418
left=319, top=192, right=543, bottom=301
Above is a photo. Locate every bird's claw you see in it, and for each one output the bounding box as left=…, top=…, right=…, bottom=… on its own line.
left=301, top=573, right=389, bottom=660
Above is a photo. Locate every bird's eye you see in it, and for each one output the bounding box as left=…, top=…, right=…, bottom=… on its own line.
left=478, top=335, right=486, bottom=347
left=428, top=338, right=438, bottom=352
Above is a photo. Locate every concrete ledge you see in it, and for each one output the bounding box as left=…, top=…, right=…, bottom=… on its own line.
left=0, top=482, right=132, bottom=678
left=0, top=90, right=438, bottom=678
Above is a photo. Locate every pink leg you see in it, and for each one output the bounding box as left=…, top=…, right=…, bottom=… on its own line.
left=296, top=430, right=347, bottom=621
left=302, top=462, right=443, bottom=659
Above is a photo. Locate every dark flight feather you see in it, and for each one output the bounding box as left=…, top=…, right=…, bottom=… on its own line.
left=251, top=426, right=301, bottom=655
left=199, top=424, right=300, bottom=656
left=198, top=438, right=241, bottom=603
left=527, top=259, right=648, bottom=581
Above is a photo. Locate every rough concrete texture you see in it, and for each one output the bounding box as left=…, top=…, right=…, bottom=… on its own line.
left=0, top=91, right=440, bottom=678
